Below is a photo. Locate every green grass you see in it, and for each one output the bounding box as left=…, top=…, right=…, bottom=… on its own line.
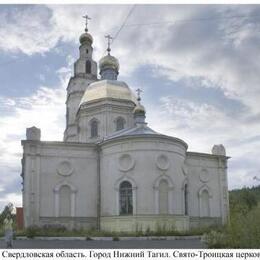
left=0, top=217, right=224, bottom=239
left=8, top=225, right=219, bottom=239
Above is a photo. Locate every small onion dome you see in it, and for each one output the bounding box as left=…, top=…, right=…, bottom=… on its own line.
left=99, top=54, right=119, bottom=73
left=134, top=103, right=146, bottom=115
left=134, top=102, right=146, bottom=126
left=79, top=32, right=93, bottom=45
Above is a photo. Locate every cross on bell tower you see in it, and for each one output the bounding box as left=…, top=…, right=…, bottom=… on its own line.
left=105, top=34, right=113, bottom=55
left=83, top=14, right=91, bottom=32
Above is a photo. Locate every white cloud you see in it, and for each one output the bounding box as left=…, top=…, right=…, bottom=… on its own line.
left=0, top=5, right=132, bottom=57
left=147, top=96, right=233, bottom=150
left=106, top=5, right=260, bottom=115
left=0, top=64, right=70, bottom=211
left=0, top=192, right=22, bottom=211
left=2, top=4, right=258, bottom=117
left=38, top=74, right=45, bottom=82
left=0, top=6, right=58, bottom=55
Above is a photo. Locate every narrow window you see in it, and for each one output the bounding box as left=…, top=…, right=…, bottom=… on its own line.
left=159, top=179, right=169, bottom=214
left=86, top=60, right=91, bottom=74
left=91, top=120, right=98, bottom=138
left=116, top=117, right=125, bottom=131
left=184, top=184, right=188, bottom=215
left=119, top=181, right=133, bottom=215
left=59, top=185, right=71, bottom=217
left=201, top=190, right=210, bottom=217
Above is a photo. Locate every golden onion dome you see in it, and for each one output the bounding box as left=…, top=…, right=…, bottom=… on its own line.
left=79, top=32, right=93, bottom=45
left=99, top=54, right=119, bottom=72
left=133, top=103, right=146, bottom=114
left=79, top=80, right=137, bottom=106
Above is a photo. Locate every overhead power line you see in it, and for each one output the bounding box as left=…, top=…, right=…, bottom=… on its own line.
left=112, top=5, right=136, bottom=44
left=0, top=11, right=259, bottom=68
left=115, top=13, right=260, bottom=29
left=102, top=4, right=136, bottom=56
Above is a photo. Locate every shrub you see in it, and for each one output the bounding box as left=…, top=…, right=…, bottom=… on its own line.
left=202, top=230, right=228, bottom=248
left=230, top=188, right=258, bottom=214
left=226, top=207, right=260, bottom=248
left=113, top=236, right=120, bottom=241
left=26, top=225, right=40, bottom=238
left=42, top=224, right=67, bottom=234
left=144, top=226, right=151, bottom=236
left=204, top=207, right=260, bottom=248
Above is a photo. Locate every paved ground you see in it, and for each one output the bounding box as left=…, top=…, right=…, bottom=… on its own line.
left=0, top=238, right=206, bottom=249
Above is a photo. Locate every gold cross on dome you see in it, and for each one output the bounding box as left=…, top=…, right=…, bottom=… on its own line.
left=82, top=14, right=91, bottom=32
left=136, top=88, right=143, bottom=101
left=105, top=34, right=113, bottom=54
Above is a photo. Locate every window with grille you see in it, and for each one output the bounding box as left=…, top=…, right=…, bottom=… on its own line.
left=119, top=181, right=133, bottom=215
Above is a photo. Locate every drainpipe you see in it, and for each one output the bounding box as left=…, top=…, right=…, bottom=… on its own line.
left=96, top=144, right=101, bottom=231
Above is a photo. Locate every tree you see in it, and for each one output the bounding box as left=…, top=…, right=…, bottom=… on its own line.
left=229, top=188, right=258, bottom=215
left=240, top=188, right=258, bottom=210
left=0, top=203, right=14, bottom=226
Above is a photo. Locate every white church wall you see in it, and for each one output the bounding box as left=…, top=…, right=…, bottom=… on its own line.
left=99, top=136, right=188, bottom=232
left=22, top=142, right=41, bottom=228
left=186, top=152, right=228, bottom=226
left=100, top=215, right=189, bottom=232
left=78, top=100, right=135, bottom=143
left=22, top=141, right=98, bottom=229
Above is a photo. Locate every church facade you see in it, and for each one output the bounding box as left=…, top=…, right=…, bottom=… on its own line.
left=21, top=20, right=229, bottom=232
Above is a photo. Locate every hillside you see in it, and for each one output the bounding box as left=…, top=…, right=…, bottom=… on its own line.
left=229, top=185, right=260, bottom=202
left=229, top=185, right=260, bottom=205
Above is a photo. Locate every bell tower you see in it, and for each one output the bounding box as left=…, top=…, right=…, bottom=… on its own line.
left=64, top=15, right=98, bottom=142
left=74, top=15, right=97, bottom=78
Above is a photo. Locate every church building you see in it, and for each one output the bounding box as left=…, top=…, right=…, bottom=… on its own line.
left=21, top=17, right=229, bottom=232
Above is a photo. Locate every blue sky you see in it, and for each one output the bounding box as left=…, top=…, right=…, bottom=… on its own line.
left=0, top=4, right=260, bottom=211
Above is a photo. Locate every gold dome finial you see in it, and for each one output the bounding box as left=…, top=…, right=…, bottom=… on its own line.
left=136, top=88, right=143, bottom=102
left=79, top=14, right=93, bottom=45
left=134, top=88, right=146, bottom=115
left=105, top=34, right=113, bottom=55
left=99, top=34, right=119, bottom=80
left=82, top=14, right=91, bottom=32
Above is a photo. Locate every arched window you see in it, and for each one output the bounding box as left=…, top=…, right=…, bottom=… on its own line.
left=86, top=60, right=91, bottom=74
left=116, top=117, right=125, bottom=131
left=201, top=190, right=210, bottom=217
left=90, top=120, right=98, bottom=138
left=59, top=185, right=71, bottom=217
left=119, top=181, right=133, bottom=215
left=184, top=184, right=188, bottom=215
left=159, top=179, right=169, bottom=214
